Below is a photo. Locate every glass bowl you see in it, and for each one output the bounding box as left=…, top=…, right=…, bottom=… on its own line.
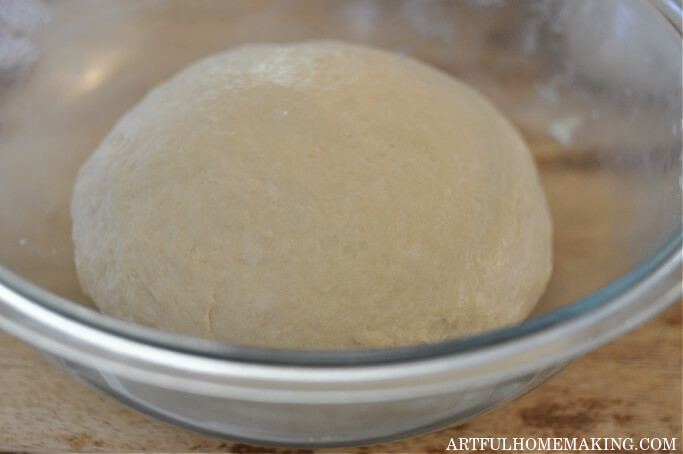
left=0, top=0, right=680, bottom=447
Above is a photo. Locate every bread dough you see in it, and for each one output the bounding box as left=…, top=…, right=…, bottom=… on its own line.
left=71, top=41, right=552, bottom=349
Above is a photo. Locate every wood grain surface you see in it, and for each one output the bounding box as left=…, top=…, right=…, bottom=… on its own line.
left=1, top=302, right=680, bottom=453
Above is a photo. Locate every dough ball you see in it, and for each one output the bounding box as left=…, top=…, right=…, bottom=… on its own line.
left=71, top=41, right=552, bottom=349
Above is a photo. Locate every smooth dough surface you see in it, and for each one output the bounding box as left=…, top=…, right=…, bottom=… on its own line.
left=71, top=41, right=552, bottom=349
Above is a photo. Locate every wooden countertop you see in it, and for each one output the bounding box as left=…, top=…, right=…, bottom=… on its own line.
left=0, top=303, right=680, bottom=453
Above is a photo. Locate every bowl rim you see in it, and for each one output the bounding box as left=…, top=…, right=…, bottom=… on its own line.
left=0, top=0, right=680, bottom=373
left=0, top=230, right=681, bottom=365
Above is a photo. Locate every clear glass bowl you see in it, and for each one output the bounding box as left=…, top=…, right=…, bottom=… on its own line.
left=0, top=0, right=680, bottom=447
